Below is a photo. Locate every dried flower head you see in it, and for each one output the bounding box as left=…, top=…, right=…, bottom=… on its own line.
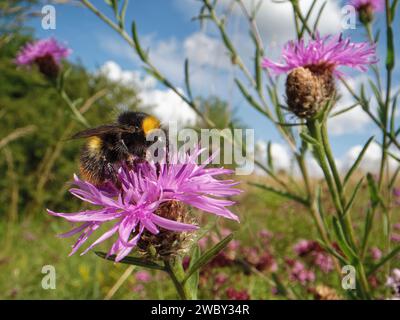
left=16, top=38, right=71, bottom=78
left=48, top=148, right=241, bottom=262
left=313, top=285, right=342, bottom=300
left=262, top=34, right=377, bottom=118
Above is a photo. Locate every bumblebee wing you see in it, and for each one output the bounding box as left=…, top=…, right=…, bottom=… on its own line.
left=71, top=125, right=129, bottom=139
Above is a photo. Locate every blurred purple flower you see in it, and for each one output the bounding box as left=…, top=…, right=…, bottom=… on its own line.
left=386, top=269, right=400, bottom=298
left=262, top=34, right=377, bottom=76
left=313, top=252, right=334, bottom=273
left=16, top=38, right=71, bottom=77
left=135, top=271, right=151, bottom=283
left=226, top=288, right=250, bottom=300
left=48, top=148, right=241, bottom=262
left=293, top=239, right=318, bottom=256
left=287, top=260, right=315, bottom=285
left=370, top=246, right=382, bottom=261
left=350, top=0, right=384, bottom=11
left=393, top=188, right=400, bottom=205
left=16, top=38, right=71, bottom=66
left=391, top=234, right=400, bottom=243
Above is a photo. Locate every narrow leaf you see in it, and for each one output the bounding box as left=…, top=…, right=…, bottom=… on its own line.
left=250, top=182, right=309, bottom=206
left=95, top=252, right=166, bottom=271
left=183, top=233, right=234, bottom=283
left=343, top=136, right=374, bottom=185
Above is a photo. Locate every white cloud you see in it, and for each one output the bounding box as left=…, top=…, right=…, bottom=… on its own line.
left=184, top=32, right=231, bottom=69
left=98, top=61, right=198, bottom=127
left=235, top=0, right=342, bottom=45
left=339, top=142, right=399, bottom=174
left=139, top=88, right=198, bottom=127
left=255, top=140, right=292, bottom=173
left=98, top=60, right=156, bottom=89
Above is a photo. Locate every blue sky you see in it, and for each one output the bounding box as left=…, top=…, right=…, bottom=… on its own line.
left=26, top=0, right=400, bottom=167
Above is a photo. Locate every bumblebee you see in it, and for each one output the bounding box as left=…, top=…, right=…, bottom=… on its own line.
left=72, top=111, right=163, bottom=185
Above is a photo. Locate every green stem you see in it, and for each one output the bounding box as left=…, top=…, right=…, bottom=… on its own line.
left=307, top=119, right=370, bottom=298
left=164, top=257, right=189, bottom=300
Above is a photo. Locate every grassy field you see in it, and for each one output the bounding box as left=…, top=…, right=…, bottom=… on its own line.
left=1, top=179, right=398, bottom=300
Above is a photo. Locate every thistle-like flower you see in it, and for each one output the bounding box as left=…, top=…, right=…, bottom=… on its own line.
left=350, top=0, right=384, bottom=23
left=16, top=38, right=71, bottom=78
left=262, top=34, right=377, bottom=118
left=48, top=148, right=241, bottom=262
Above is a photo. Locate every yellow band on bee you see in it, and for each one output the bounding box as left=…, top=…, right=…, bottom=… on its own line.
left=142, top=116, right=160, bottom=135
left=87, top=136, right=102, bottom=152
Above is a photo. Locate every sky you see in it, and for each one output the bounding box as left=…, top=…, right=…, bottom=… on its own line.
left=26, top=0, right=400, bottom=174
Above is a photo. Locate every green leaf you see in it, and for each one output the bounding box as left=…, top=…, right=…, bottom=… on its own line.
left=119, top=0, right=129, bottom=29
left=316, top=186, right=330, bottom=233
left=299, top=131, right=319, bottom=145
left=317, top=240, right=348, bottom=265
left=186, top=244, right=201, bottom=299
left=368, top=246, right=400, bottom=276
left=343, top=178, right=364, bottom=217
left=386, top=26, right=395, bottom=71
left=329, top=103, right=359, bottom=118
left=332, top=217, right=357, bottom=263
left=366, top=173, right=380, bottom=208
left=131, top=22, right=148, bottom=61
left=361, top=207, right=374, bottom=255
left=253, top=36, right=262, bottom=93
left=184, top=59, right=193, bottom=101
left=391, top=0, right=399, bottom=20
left=249, top=182, right=309, bottom=206
left=312, top=1, right=327, bottom=32
left=267, top=141, right=274, bottom=171
left=182, top=233, right=234, bottom=284
left=343, top=136, right=374, bottom=185
left=95, top=252, right=166, bottom=271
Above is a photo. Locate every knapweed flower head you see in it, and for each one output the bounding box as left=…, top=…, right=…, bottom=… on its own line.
left=262, top=34, right=377, bottom=118
left=350, top=0, right=384, bottom=23
left=48, top=147, right=241, bottom=262
left=16, top=38, right=71, bottom=78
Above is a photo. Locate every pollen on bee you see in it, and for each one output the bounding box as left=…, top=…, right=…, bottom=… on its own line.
left=142, top=116, right=160, bottom=135
left=87, top=136, right=102, bottom=152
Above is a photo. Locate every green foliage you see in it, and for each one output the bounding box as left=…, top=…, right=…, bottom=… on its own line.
left=0, top=33, right=140, bottom=218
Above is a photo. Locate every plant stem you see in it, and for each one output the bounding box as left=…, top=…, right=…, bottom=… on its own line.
left=164, top=257, right=189, bottom=300
left=307, top=118, right=371, bottom=298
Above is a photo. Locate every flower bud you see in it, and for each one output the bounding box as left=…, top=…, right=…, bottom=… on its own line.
left=285, top=66, right=335, bottom=118
left=358, top=4, right=375, bottom=24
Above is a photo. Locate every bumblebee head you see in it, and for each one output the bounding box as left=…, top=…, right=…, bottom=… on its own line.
left=117, top=111, right=160, bottom=136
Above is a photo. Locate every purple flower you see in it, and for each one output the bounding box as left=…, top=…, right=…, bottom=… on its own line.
left=293, top=239, right=318, bottom=256
left=391, top=234, right=400, bottom=243
left=313, top=252, right=334, bottom=273
left=350, top=0, right=384, bottom=12
left=16, top=38, right=70, bottom=66
left=48, top=148, right=241, bottom=262
left=135, top=271, right=151, bottom=283
left=287, top=260, right=315, bottom=285
left=393, top=188, right=400, bottom=205
left=386, top=269, right=400, bottom=298
left=262, top=34, right=377, bottom=76
left=16, top=38, right=71, bottom=77
left=370, top=246, right=382, bottom=261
